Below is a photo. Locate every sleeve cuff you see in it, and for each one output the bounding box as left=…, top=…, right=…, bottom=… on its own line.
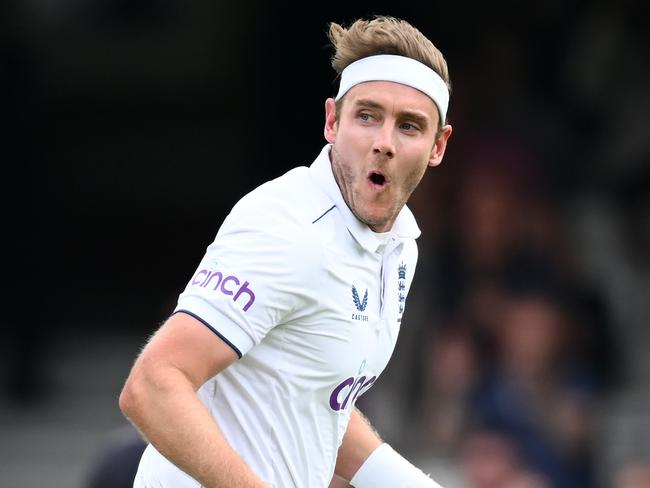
left=173, top=295, right=255, bottom=356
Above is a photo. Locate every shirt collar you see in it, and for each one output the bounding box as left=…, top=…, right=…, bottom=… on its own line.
left=309, top=144, right=421, bottom=253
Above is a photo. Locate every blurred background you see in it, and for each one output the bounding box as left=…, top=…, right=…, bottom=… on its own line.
left=1, top=1, right=648, bottom=487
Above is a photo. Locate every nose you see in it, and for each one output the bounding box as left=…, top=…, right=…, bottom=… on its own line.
left=372, top=123, right=395, bottom=159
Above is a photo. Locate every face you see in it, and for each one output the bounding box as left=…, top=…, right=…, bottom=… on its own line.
left=324, top=81, right=452, bottom=232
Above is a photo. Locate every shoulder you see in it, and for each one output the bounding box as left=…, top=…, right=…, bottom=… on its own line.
left=226, top=166, right=330, bottom=232
left=213, top=166, right=332, bottom=269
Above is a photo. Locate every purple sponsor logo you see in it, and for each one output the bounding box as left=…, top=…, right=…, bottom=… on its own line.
left=329, top=375, right=376, bottom=411
left=191, top=268, right=256, bottom=312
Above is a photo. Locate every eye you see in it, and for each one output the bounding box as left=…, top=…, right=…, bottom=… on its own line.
left=358, top=112, right=374, bottom=122
left=399, top=122, right=419, bottom=132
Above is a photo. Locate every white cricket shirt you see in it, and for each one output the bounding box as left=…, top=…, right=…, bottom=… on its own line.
left=135, top=144, right=421, bottom=488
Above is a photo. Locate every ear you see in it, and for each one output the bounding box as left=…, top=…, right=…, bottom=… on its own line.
left=428, top=124, right=453, bottom=167
left=324, top=98, right=338, bottom=144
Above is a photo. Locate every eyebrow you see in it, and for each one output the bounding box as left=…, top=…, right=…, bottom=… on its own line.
left=354, top=98, right=431, bottom=129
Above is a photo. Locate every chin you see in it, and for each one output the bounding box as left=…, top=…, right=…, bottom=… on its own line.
left=354, top=201, right=394, bottom=229
left=365, top=216, right=391, bottom=232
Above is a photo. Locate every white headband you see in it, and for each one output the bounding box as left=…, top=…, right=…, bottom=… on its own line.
left=335, top=54, right=449, bottom=124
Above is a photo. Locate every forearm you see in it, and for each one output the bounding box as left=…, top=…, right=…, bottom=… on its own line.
left=336, top=408, right=443, bottom=487
left=335, top=408, right=383, bottom=481
left=120, top=363, right=266, bottom=488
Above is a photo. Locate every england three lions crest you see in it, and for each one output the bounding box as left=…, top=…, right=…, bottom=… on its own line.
left=397, top=262, right=407, bottom=321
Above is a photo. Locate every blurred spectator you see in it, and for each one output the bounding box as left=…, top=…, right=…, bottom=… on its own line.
left=433, top=131, right=565, bottom=318
left=437, top=129, right=617, bottom=366
left=470, top=289, right=599, bottom=488
left=410, top=323, right=480, bottom=457
left=458, top=426, right=550, bottom=488
left=83, top=427, right=146, bottom=488
left=614, top=461, right=650, bottom=488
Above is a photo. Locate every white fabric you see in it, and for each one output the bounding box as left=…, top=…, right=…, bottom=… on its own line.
left=134, top=445, right=200, bottom=488
left=134, top=144, right=421, bottom=488
left=350, top=444, right=444, bottom=488
left=335, top=54, right=449, bottom=124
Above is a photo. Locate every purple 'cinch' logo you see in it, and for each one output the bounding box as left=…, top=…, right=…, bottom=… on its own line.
left=329, top=375, right=376, bottom=411
left=191, top=268, right=256, bottom=311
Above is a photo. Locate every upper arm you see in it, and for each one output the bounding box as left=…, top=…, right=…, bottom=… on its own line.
left=135, top=311, right=239, bottom=390
left=172, top=199, right=318, bottom=357
left=132, top=191, right=315, bottom=388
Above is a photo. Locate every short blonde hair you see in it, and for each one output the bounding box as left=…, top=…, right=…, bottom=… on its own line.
left=327, top=15, right=451, bottom=132
left=328, top=15, right=451, bottom=101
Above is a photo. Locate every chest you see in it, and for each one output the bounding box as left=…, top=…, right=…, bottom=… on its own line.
left=261, top=241, right=416, bottom=405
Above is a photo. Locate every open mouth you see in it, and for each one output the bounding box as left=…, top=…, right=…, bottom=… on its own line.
left=368, top=171, right=387, bottom=187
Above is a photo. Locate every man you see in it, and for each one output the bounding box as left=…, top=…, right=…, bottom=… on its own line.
left=120, top=15, right=453, bottom=488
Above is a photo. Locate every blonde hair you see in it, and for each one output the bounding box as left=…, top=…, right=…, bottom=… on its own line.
left=328, top=15, right=451, bottom=95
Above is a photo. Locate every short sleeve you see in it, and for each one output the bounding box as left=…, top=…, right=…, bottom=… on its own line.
left=174, top=198, right=315, bottom=358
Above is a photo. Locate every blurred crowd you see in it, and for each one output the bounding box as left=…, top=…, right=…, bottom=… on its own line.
left=389, top=150, right=617, bottom=488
